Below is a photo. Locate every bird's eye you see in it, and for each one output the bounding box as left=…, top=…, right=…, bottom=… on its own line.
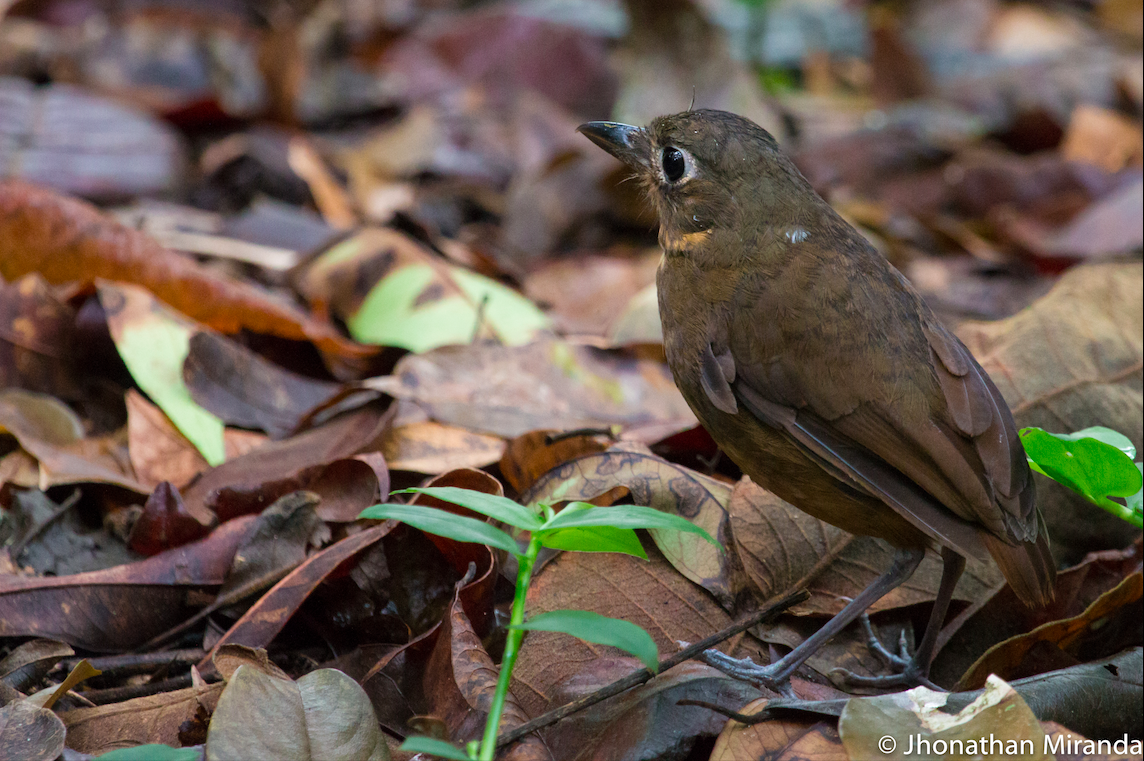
left=661, top=147, right=686, bottom=182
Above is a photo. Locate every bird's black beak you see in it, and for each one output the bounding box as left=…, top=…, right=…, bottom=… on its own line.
left=577, top=121, right=649, bottom=170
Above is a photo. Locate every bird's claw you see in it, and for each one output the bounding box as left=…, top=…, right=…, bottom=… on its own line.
left=699, top=648, right=798, bottom=699
left=834, top=614, right=940, bottom=691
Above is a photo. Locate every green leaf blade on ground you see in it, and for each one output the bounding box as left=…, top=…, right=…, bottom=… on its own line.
left=513, top=610, right=659, bottom=672
left=536, top=526, right=648, bottom=558
left=346, top=262, right=549, bottom=353
left=358, top=503, right=520, bottom=556
left=99, top=283, right=225, bottom=465
left=543, top=503, right=719, bottom=546
left=396, top=487, right=542, bottom=530
left=399, top=737, right=473, bottom=761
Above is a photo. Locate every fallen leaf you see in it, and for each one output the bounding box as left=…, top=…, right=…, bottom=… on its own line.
left=99, top=280, right=225, bottom=465
left=0, top=515, right=256, bottom=651
left=957, top=571, right=1142, bottom=690
left=0, top=180, right=372, bottom=367
left=499, top=429, right=612, bottom=496
left=299, top=227, right=551, bottom=352
left=199, top=522, right=394, bottom=673
left=840, top=675, right=1052, bottom=761
left=1061, top=104, right=1144, bottom=172
left=128, top=481, right=215, bottom=556
left=183, top=331, right=345, bottom=439
left=522, top=250, right=660, bottom=337
left=204, top=665, right=389, bottom=761
left=62, top=683, right=223, bottom=756
left=711, top=699, right=846, bottom=761
left=0, top=699, right=66, bottom=761
left=0, top=273, right=77, bottom=399
left=371, top=338, right=694, bottom=439
left=382, top=421, right=505, bottom=475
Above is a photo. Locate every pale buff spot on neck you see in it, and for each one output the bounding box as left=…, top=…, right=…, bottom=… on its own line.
left=660, top=228, right=712, bottom=251
left=783, top=226, right=810, bottom=244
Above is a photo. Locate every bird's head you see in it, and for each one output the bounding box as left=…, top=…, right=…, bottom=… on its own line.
left=578, top=109, right=811, bottom=256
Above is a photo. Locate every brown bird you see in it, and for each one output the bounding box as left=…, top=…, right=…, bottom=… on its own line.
left=578, top=110, right=1054, bottom=693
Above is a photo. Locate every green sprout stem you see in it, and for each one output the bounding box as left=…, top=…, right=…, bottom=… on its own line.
left=478, top=534, right=540, bottom=761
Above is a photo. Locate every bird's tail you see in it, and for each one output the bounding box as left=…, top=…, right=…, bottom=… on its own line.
left=980, top=514, right=1056, bottom=607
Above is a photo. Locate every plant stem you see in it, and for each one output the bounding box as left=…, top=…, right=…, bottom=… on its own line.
left=478, top=534, right=540, bottom=761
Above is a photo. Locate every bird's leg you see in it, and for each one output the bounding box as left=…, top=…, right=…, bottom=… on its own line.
left=838, top=547, right=965, bottom=690
left=700, top=546, right=925, bottom=697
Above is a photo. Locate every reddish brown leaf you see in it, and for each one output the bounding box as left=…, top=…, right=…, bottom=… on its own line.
left=128, top=480, right=215, bottom=556
left=0, top=273, right=77, bottom=399
left=61, top=683, right=224, bottom=756
left=0, top=180, right=373, bottom=367
left=499, top=429, right=611, bottom=495
left=0, top=515, right=256, bottom=651
left=179, top=399, right=394, bottom=522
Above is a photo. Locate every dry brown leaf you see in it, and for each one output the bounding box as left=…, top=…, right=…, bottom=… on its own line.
left=0, top=180, right=373, bottom=368
left=382, top=421, right=505, bottom=474
left=957, top=262, right=1143, bottom=563
left=61, top=683, right=223, bottom=755
left=0, top=515, right=256, bottom=651
left=511, top=547, right=767, bottom=720
left=957, top=571, right=1143, bottom=690
left=0, top=273, right=77, bottom=399
left=499, top=429, right=612, bottom=495
left=1060, top=105, right=1144, bottom=172
left=711, top=699, right=847, bottom=761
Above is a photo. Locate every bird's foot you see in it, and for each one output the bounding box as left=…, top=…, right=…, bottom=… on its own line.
left=829, top=614, right=941, bottom=691
left=698, top=648, right=798, bottom=699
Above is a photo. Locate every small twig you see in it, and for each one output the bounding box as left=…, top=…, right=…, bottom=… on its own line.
left=675, top=698, right=766, bottom=724
left=544, top=427, right=621, bottom=445
left=471, top=293, right=491, bottom=343
left=59, top=649, right=206, bottom=680
left=495, top=588, right=809, bottom=748
left=81, top=672, right=221, bottom=705
left=9, top=489, right=82, bottom=561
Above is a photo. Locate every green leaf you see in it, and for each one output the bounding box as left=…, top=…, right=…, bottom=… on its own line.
left=513, top=610, right=659, bottom=672
left=399, top=737, right=474, bottom=761
left=1043, top=426, right=1136, bottom=459
left=99, top=284, right=225, bottom=465
left=537, top=526, right=648, bottom=558
left=359, top=504, right=520, bottom=556
left=1020, top=428, right=1143, bottom=527
left=542, top=503, right=719, bottom=546
left=95, top=745, right=202, bottom=761
left=1128, top=464, right=1143, bottom=518
left=396, top=487, right=542, bottom=530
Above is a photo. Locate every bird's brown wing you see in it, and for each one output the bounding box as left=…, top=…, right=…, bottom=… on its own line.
left=701, top=301, right=1036, bottom=560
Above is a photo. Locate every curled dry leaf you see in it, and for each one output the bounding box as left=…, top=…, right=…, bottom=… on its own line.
left=523, top=442, right=737, bottom=608
left=840, top=675, right=1053, bottom=761
left=957, top=262, right=1143, bottom=563
left=0, top=180, right=373, bottom=368
left=61, top=682, right=224, bottom=756
left=956, top=571, right=1143, bottom=691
